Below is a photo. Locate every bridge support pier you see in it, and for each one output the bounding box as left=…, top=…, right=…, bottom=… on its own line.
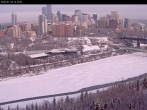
left=137, top=40, right=140, bottom=48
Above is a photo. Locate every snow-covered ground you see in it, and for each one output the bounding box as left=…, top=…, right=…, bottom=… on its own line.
left=82, top=45, right=100, bottom=52
left=1, top=87, right=109, bottom=109
left=1, top=52, right=147, bottom=105
left=29, top=53, right=48, bottom=59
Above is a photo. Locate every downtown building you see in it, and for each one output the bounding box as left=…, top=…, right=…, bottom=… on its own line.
left=111, top=11, right=119, bottom=22
left=19, top=22, right=32, bottom=32
left=52, top=23, right=74, bottom=37
left=108, top=19, right=118, bottom=29
left=23, top=31, right=36, bottom=37
left=124, top=18, right=130, bottom=29
left=42, top=7, right=47, bottom=15
left=0, top=30, right=5, bottom=37
left=38, top=14, right=48, bottom=36
left=41, top=5, right=52, bottom=22
left=6, top=25, right=21, bottom=38
left=118, top=19, right=124, bottom=29
left=11, top=13, right=17, bottom=25
left=57, top=11, right=62, bottom=22
left=93, top=13, right=98, bottom=21
left=97, top=16, right=107, bottom=28
left=46, top=4, right=52, bottom=22
left=31, top=23, right=40, bottom=36
left=74, top=10, right=84, bottom=22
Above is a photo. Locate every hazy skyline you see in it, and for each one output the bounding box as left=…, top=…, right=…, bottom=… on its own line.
left=0, top=5, right=147, bottom=23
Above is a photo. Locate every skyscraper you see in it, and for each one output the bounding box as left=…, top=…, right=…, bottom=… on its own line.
left=108, top=19, right=118, bottom=29
left=124, top=18, right=129, bottom=29
left=62, top=14, right=67, bottom=21
left=111, top=11, right=119, bottom=22
left=42, top=7, right=47, bottom=15
left=74, top=10, right=83, bottom=22
left=38, top=15, right=48, bottom=35
left=93, top=13, right=98, bottom=20
left=11, top=13, right=17, bottom=25
left=83, top=14, right=89, bottom=22
left=57, top=11, right=62, bottom=22
left=46, top=4, right=52, bottom=22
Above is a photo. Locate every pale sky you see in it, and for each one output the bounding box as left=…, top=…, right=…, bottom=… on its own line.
left=0, top=5, right=147, bottom=23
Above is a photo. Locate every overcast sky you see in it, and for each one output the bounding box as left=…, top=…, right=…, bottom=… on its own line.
left=0, top=5, right=147, bottom=23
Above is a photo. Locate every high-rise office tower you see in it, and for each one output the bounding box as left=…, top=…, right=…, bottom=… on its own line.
left=11, top=13, right=17, bottom=25
left=118, top=19, right=124, bottom=29
left=108, top=19, right=118, bottom=29
left=42, top=7, right=47, bottom=15
left=83, top=14, right=89, bottom=22
left=38, top=15, right=48, bottom=35
left=57, top=11, right=62, bottom=22
left=62, top=14, right=67, bottom=21
left=46, top=4, right=52, bottom=22
left=111, top=11, right=119, bottom=21
left=106, top=14, right=111, bottom=26
left=124, top=18, right=129, bottom=29
left=52, top=13, right=58, bottom=23
left=93, top=13, right=98, bottom=20
left=74, top=10, right=83, bottom=22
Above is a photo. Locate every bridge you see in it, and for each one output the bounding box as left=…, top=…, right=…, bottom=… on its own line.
left=119, top=46, right=147, bottom=55
left=114, top=33, right=147, bottom=48
left=119, top=36, right=147, bottom=41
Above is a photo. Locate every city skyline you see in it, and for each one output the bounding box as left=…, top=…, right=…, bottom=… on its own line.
left=0, top=5, right=147, bottom=23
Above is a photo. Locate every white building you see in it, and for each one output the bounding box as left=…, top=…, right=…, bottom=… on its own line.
left=6, top=25, right=21, bottom=38
left=38, top=15, right=48, bottom=35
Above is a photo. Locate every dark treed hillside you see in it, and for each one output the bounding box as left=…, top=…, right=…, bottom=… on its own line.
left=2, top=76, right=147, bottom=110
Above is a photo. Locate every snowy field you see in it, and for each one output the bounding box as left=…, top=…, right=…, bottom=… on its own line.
left=1, top=52, right=147, bottom=105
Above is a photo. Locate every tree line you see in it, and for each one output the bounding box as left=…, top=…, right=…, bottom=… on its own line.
left=1, top=76, right=147, bottom=110
left=0, top=49, right=127, bottom=79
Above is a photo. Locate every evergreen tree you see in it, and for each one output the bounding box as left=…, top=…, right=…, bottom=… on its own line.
left=53, top=97, right=56, bottom=107
left=31, top=103, right=34, bottom=110
left=25, top=105, right=29, bottom=110
left=35, top=103, right=38, bottom=110
left=65, top=95, right=70, bottom=105
left=16, top=104, right=19, bottom=110
left=7, top=106, right=10, bottom=110
left=80, top=91, right=84, bottom=102
left=143, top=77, right=147, bottom=89
left=136, top=79, right=140, bottom=91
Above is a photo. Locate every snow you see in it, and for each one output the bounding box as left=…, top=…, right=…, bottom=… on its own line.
left=50, top=49, right=65, bottom=53
left=82, top=45, right=100, bottom=52
left=30, top=37, right=36, bottom=42
left=101, top=45, right=108, bottom=50
left=26, top=50, right=47, bottom=55
left=1, top=88, right=108, bottom=109
left=1, top=93, right=81, bottom=109
left=0, top=52, right=7, bottom=56
left=1, top=52, right=147, bottom=104
left=29, top=53, right=48, bottom=59
left=82, top=37, right=92, bottom=44
left=10, top=43, right=14, bottom=49
left=140, top=43, right=147, bottom=49
left=96, top=37, right=108, bottom=42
